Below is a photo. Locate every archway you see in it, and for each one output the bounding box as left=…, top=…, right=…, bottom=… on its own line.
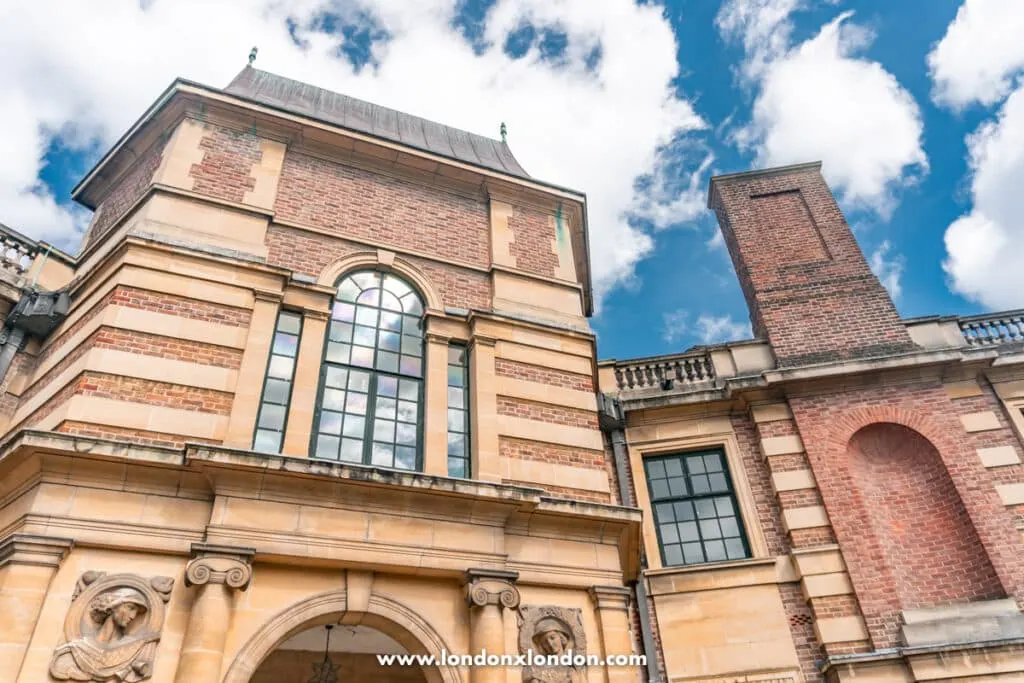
left=847, top=422, right=1003, bottom=610
left=222, top=591, right=461, bottom=683
left=249, top=623, right=427, bottom=683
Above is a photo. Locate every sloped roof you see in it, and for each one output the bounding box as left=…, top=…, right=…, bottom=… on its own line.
left=225, top=66, right=531, bottom=180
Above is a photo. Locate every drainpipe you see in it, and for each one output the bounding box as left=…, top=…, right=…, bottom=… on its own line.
left=0, top=326, right=25, bottom=388
left=600, top=393, right=662, bottom=683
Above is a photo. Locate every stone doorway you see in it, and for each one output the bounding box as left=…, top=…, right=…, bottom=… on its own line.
left=249, top=623, right=428, bottom=683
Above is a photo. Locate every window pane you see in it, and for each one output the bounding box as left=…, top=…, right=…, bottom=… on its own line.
left=709, top=473, right=728, bottom=492
left=704, top=453, right=722, bottom=471
left=383, top=275, right=411, bottom=298
left=705, top=540, right=727, bottom=563
left=268, top=355, right=294, bottom=380
left=396, top=423, right=417, bottom=446
left=660, top=524, right=680, bottom=544
left=353, top=325, right=376, bottom=346
left=720, top=517, right=740, bottom=538
left=321, top=388, right=345, bottom=412
left=401, top=335, right=422, bottom=356
left=316, top=435, right=339, bottom=460
left=398, top=380, right=418, bottom=400
left=447, top=366, right=465, bottom=387
left=272, top=333, right=298, bottom=357
left=377, top=351, right=399, bottom=373
left=371, top=443, right=394, bottom=466
left=448, top=433, right=465, bottom=456
left=402, top=294, right=423, bottom=316
left=326, top=343, right=350, bottom=364
left=319, top=411, right=343, bottom=435
left=397, top=400, right=418, bottom=422
left=373, top=419, right=395, bottom=442
left=673, top=501, right=695, bottom=520
left=332, top=302, right=355, bottom=322
left=340, top=438, right=362, bottom=462
left=448, top=346, right=466, bottom=364
left=447, top=409, right=464, bottom=431
left=678, top=521, right=699, bottom=542
left=258, top=404, right=286, bottom=430
left=337, top=279, right=360, bottom=303
left=330, top=322, right=353, bottom=343
left=448, top=387, right=465, bottom=409
left=343, top=415, right=365, bottom=438
left=377, top=376, right=398, bottom=397
left=687, top=456, right=706, bottom=474
left=395, top=446, right=417, bottom=470
left=695, top=499, right=716, bottom=519
left=380, top=312, right=402, bottom=331
left=355, top=306, right=378, bottom=326
left=691, top=475, right=710, bottom=495
left=715, top=497, right=734, bottom=517
left=381, top=291, right=402, bottom=312
left=376, top=397, right=397, bottom=420
left=254, top=429, right=281, bottom=453
left=665, top=458, right=683, bottom=477
left=682, top=543, right=704, bottom=564
left=263, top=378, right=290, bottom=404
left=655, top=503, right=675, bottom=522
left=277, top=312, right=302, bottom=334
left=402, top=315, right=421, bottom=336
left=664, top=544, right=684, bottom=566
left=647, top=460, right=666, bottom=478
left=650, top=480, right=670, bottom=499
left=379, top=331, right=400, bottom=352
left=357, top=288, right=380, bottom=306
left=668, top=478, right=687, bottom=497
left=351, top=346, right=374, bottom=367
left=348, top=371, right=371, bottom=393
left=448, top=457, right=466, bottom=479
left=325, top=367, right=348, bottom=389
left=725, top=538, right=746, bottom=560
left=400, top=356, right=422, bottom=377
left=700, top=519, right=722, bottom=539
left=351, top=272, right=379, bottom=289
left=345, top=393, right=368, bottom=414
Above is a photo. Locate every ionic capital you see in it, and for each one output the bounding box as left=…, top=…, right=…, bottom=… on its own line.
left=184, top=543, right=255, bottom=591
left=464, top=568, right=520, bottom=609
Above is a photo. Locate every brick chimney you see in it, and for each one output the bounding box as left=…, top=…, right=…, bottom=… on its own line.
left=708, top=162, right=916, bottom=367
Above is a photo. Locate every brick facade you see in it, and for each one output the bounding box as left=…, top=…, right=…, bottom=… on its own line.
left=188, top=123, right=262, bottom=204
left=82, top=136, right=167, bottom=248
left=274, top=150, right=491, bottom=268
left=507, top=204, right=559, bottom=279
left=709, top=165, right=916, bottom=366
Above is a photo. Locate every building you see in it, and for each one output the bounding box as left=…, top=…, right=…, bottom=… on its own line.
left=0, top=64, right=1022, bottom=683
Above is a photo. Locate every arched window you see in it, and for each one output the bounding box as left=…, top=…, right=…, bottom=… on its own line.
left=312, top=270, right=425, bottom=470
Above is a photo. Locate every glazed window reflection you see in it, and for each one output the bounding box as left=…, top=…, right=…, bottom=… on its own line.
left=313, top=271, right=424, bottom=471
left=644, top=449, right=750, bottom=566
left=253, top=311, right=302, bottom=454
left=446, top=344, right=470, bottom=478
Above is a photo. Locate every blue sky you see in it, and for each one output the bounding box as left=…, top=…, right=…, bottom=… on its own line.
left=6, top=0, right=1024, bottom=362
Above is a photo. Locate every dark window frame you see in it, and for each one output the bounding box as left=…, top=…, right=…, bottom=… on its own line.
left=446, top=343, right=470, bottom=478
left=309, top=270, right=426, bottom=471
left=644, top=447, right=751, bottom=567
left=251, top=309, right=304, bottom=454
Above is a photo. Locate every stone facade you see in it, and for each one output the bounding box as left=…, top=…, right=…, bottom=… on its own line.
left=0, top=67, right=1022, bottom=683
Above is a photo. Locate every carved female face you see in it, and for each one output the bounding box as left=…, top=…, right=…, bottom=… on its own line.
left=540, top=631, right=567, bottom=655
left=112, top=602, right=140, bottom=629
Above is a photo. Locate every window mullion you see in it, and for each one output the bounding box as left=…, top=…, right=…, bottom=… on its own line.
left=363, top=372, right=379, bottom=465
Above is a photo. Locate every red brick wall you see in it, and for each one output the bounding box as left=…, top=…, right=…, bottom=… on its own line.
left=508, top=205, right=559, bottom=278
left=265, top=226, right=491, bottom=311
left=188, top=122, right=262, bottom=204
left=495, top=359, right=593, bottom=392
left=789, top=384, right=1024, bottom=648
left=83, top=136, right=167, bottom=248
left=779, top=582, right=825, bottom=683
left=496, top=396, right=597, bottom=429
left=274, top=150, right=491, bottom=267
left=709, top=167, right=916, bottom=366
left=56, top=421, right=218, bottom=448
left=848, top=423, right=1003, bottom=612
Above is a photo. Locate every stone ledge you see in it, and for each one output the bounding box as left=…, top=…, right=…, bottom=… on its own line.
left=901, top=599, right=1024, bottom=647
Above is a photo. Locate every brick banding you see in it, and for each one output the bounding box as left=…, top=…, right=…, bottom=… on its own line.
left=496, top=396, right=597, bottom=429
left=495, top=358, right=593, bottom=391
left=189, top=123, right=262, bottom=204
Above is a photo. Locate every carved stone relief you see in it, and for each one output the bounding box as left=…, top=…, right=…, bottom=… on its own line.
left=50, top=571, right=174, bottom=682
left=518, top=605, right=587, bottom=683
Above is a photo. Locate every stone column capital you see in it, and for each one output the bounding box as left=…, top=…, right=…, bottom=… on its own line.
left=185, top=543, right=255, bottom=591
left=468, top=335, right=498, bottom=350
left=588, top=585, right=631, bottom=612
left=464, top=568, right=520, bottom=609
left=0, top=533, right=74, bottom=569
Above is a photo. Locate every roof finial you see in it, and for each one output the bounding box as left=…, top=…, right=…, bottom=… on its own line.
left=500, top=122, right=507, bottom=144
left=248, top=46, right=258, bottom=65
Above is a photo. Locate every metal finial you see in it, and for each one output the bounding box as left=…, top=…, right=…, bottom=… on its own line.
left=249, top=47, right=258, bottom=65
left=500, top=122, right=507, bottom=143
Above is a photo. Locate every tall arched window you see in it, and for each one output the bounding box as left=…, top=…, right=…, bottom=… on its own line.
left=312, top=270, right=425, bottom=470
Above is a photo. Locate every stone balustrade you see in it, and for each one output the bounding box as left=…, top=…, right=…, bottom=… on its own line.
left=605, top=351, right=716, bottom=392
left=959, top=311, right=1024, bottom=346
left=0, top=223, right=38, bottom=282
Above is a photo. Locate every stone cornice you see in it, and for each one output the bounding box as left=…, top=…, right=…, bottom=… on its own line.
left=0, top=533, right=74, bottom=568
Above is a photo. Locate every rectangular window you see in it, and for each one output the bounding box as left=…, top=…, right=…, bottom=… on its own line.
left=446, top=344, right=470, bottom=478
left=252, top=310, right=303, bottom=454
left=644, top=448, right=750, bottom=567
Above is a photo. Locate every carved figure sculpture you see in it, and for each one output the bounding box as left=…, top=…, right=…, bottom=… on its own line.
left=518, top=605, right=587, bottom=683
left=50, top=571, right=174, bottom=682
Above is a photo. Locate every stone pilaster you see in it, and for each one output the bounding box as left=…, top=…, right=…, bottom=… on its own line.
left=423, top=332, right=452, bottom=476
left=0, top=534, right=73, bottom=682
left=589, top=586, right=634, bottom=683
left=464, top=568, right=519, bottom=683
left=469, top=335, right=501, bottom=483
left=174, top=544, right=255, bottom=683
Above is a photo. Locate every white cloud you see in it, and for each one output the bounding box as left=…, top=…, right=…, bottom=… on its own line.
left=928, top=0, right=1024, bottom=109
left=662, top=310, right=751, bottom=345
left=0, top=0, right=704, bottom=302
left=867, top=239, right=904, bottom=299
left=717, top=2, right=927, bottom=214
left=942, top=85, right=1024, bottom=310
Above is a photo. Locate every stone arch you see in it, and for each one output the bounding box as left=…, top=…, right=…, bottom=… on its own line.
left=317, top=252, right=444, bottom=312
left=845, top=421, right=1003, bottom=612
left=221, top=590, right=461, bottom=683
